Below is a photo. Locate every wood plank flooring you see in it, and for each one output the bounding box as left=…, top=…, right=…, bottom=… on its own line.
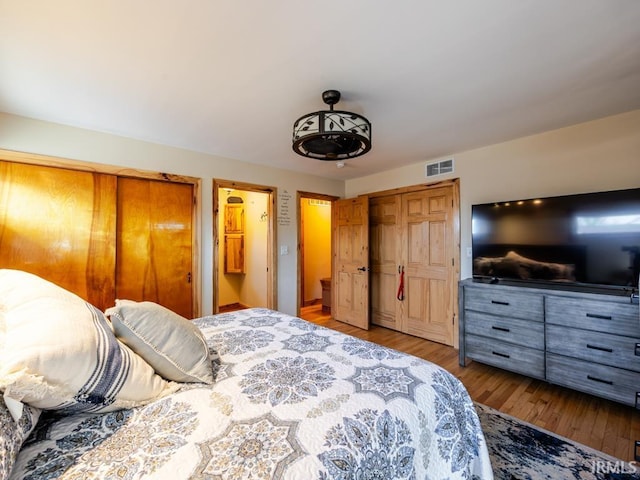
left=299, top=305, right=640, bottom=463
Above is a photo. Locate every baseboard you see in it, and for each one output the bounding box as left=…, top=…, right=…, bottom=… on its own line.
left=302, top=298, right=322, bottom=307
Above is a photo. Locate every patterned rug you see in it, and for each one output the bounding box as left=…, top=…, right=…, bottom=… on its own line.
left=475, top=403, right=638, bottom=480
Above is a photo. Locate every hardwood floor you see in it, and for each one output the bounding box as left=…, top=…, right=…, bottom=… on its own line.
left=299, top=305, right=640, bottom=463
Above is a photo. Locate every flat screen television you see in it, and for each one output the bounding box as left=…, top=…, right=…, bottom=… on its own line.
left=471, top=187, right=640, bottom=295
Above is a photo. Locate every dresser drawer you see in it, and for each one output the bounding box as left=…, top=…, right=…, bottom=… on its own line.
left=465, top=310, right=544, bottom=349
left=546, top=296, right=639, bottom=337
left=547, top=353, right=640, bottom=407
left=464, top=287, right=544, bottom=322
left=466, top=335, right=545, bottom=379
left=547, top=324, right=640, bottom=372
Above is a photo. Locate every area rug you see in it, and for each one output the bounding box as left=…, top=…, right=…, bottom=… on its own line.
left=475, top=403, right=638, bottom=480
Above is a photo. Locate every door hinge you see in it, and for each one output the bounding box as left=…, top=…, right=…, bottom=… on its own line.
left=187, top=272, right=192, bottom=283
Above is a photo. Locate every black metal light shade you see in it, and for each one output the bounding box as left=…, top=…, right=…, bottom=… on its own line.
left=292, top=90, right=371, bottom=161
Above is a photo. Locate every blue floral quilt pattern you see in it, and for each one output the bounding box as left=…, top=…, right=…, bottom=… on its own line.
left=11, top=308, right=493, bottom=479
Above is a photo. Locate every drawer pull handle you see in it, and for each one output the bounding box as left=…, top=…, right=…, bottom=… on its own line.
left=587, top=375, right=613, bottom=385
left=491, top=300, right=510, bottom=306
left=492, top=326, right=510, bottom=332
left=585, top=313, right=612, bottom=320
left=586, top=344, right=613, bottom=353
left=635, top=343, right=640, bottom=357
left=492, top=351, right=510, bottom=359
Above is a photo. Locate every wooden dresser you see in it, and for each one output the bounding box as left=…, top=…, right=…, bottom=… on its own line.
left=459, top=278, right=640, bottom=407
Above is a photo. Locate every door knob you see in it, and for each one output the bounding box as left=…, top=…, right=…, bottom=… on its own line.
left=357, top=266, right=368, bottom=272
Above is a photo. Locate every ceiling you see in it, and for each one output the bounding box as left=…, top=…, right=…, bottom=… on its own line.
left=1, top=1, right=639, bottom=181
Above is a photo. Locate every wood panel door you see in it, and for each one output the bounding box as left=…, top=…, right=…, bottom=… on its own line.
left=116, top=177, right=194, bottom=318
left=333, top=196, right=369, bottom=329
left=401, top=187, right=455, bottom=345
left=0, top=161, right=117, bottom=310
left=370, top=195, right=401, bottom=330
left=369, top=183, right=458, bottom=346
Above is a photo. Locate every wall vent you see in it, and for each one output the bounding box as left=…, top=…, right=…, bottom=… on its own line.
left=425, top=158, right=454, bottom=177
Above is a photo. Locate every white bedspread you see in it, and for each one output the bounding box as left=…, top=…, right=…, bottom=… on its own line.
left=12, top=308, right=493, bottom=479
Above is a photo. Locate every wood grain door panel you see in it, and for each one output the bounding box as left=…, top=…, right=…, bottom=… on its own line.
left=333, top=196, right=369, bottom=329
left=116, top=177, right=193, bottom=318
left=368, top=183, right=458, bottom=345
left=371, top=270, right=399, bottom=330
left=401, top=187, right=454, bottom=345
left=370, top=195, right=401, bottom=330
left=0, top=161, right=117, bottom=310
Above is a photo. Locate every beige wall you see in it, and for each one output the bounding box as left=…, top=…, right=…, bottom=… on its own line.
left=346, top=109, right=640, bottom=280
left=0, top=112, right=345, bottom=316
left=3, top=109, right=639, bottom=314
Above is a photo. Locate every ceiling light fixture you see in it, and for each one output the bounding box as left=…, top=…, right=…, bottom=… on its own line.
left=292, top=90, right=371, bottom=161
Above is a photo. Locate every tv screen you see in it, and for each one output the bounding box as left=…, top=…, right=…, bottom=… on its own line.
left=471, top=188, right=640, bottom=294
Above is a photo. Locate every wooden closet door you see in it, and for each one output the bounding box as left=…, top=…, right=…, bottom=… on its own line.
left=370, top=195, right=401, bottom=330
left=116, top=177, right=194, bottom=318
left=0, top=161, right=117, bottom=310
left=368, top=183, right=458, bottom=346
left=401, top=186, right=455, bottom=345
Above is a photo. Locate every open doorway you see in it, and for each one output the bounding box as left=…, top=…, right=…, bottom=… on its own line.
left=297, top=192, right=339, bottom=316
left=213, top=180, right=277, bottom=313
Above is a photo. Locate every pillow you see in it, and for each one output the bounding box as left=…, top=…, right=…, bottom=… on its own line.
left=0, top=269, right=174, bottom=413
left=0, top=395, right=40, bottom=480
left=106, top=299, right=215, bottom=384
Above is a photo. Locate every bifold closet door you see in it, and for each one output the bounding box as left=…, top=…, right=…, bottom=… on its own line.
left=401, top=187, right=455, bottom=345
left=370, top=195, right=401, bottom=330
left=0, top=160, right=117, bottom=310
left=115, top=177, right=194, bottom=318
left=370, top=185, right=456, bottom=346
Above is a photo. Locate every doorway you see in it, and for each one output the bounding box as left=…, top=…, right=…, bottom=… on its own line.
left=297, top=192, right=339, bottom=316
left=213, top=180, right=277, bottom=313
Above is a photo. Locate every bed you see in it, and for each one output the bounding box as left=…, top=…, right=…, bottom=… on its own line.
left=1, top=270, right=493, bottom=479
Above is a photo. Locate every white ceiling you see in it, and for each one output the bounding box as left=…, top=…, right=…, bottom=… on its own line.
left=1, top=1, right=639, bottom=180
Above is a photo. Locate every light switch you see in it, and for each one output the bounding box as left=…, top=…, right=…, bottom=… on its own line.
left=280, top=245, right=289, bottom=255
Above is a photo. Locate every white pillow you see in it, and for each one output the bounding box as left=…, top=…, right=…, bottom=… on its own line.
left=0, top=269, right=174, bottom=413
left=106, top=299, right=215, bottom=384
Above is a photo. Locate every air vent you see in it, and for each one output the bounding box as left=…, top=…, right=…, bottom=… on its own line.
left=425, top=158, right=454, bottom=177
